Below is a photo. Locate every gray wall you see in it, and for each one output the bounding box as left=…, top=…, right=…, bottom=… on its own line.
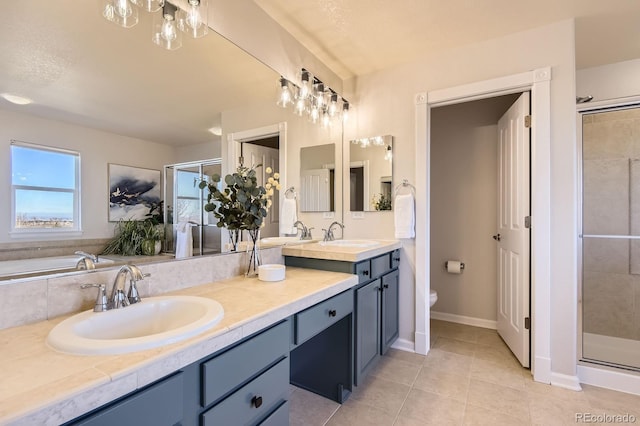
left=430, top=94, right=519, bottom=323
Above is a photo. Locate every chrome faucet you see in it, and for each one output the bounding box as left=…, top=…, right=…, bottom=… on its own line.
left=293, top=220, right=314, bottom=240
left=322, top=221, right=345, bottom=242
left=110, top=264, right=147, bottom=309
left=75, top=251, right=98, bottom=270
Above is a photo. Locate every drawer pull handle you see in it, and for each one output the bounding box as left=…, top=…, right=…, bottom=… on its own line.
left=384, top=284, right=389, bottom=289
left=362, top=270, right=369, bottom=276
left=328, top=309, right=337, bottom=317
left=251, top=395, right=263, bottom=408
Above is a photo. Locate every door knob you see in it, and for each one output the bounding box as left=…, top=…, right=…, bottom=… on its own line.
left=492, top=234, right=501, bottom=241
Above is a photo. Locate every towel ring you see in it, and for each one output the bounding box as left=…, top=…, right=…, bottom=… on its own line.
left=284, top=186, right=296, bottom=199
left=394, top=179, right=415, bottom=196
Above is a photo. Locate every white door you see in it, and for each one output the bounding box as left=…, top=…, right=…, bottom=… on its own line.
left=239, top=142, right=280, bottom=238
left=300, top=168, right=330, bottom=211
left=496, top=92, right=531, bottom=367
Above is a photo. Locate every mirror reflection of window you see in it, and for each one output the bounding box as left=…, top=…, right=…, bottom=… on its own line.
left=349, top=135, right=393, bottom=211
left=300, top=144, right=336, bottom=212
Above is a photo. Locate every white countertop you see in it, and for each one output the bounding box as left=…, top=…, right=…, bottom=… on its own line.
left=281, top=239, right=401, bottom=262
left=0, top=267, right=358, bottom=426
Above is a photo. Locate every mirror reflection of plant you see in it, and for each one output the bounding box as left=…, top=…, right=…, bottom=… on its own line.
left=102, top=218, right=162, bottom=256
left=372, top=193, right=392, bottom=211
left=199, top=165, right=280, bottom=231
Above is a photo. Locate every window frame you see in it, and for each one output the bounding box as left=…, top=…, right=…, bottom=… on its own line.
left=10, top=141, right=82, bottom=237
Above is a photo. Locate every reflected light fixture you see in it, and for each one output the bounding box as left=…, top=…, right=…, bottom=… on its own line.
left=152, top=2, right=182, bottom=50
left=277, top=68, right=350, bottom=128
left=101, top=0, right=139, bottom=28
left=1, top=93, right=33, bottom=105
left=352, top=135, right=387, bottom=149
left=101, top=0, right=209, bottom=50
left=384, top=145, right=393, bottom=161
left=178, top=0, right=209, bottom=39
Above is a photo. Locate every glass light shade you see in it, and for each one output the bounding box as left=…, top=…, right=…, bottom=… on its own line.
left=152, top=2, right=182, bottom=50
left=321, top=110, right=331, bottom=128
left=299, top=70, right=311, bottom=100
left=308, top=102, right=320, bottom=123
left=327, top=93, right=339, bottom=117
left=342, top=101, right=350, bottom=123
left=315, top=83, right=325, bottom=108
left=276, top=78, right=292, bottom=108
left=293, top=91, right=307, bottom=116
left=177, top=0, right=209, bottom=38
left=131, top=0, right=164, bottom=12
left=101, top=0, right=139, bottom=28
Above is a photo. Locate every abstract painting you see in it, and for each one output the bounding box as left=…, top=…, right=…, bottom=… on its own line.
left=108, top=164, right=161, bottom=222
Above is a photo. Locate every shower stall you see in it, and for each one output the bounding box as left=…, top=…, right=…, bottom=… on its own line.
left=581, top=105, right=640, bottom=371
left=163, top=159, right=223, bottom=257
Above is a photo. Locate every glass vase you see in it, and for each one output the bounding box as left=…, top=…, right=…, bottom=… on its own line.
left=228, top=228, right=240, bottom=252
left=246, top=228, right=261, bottom=277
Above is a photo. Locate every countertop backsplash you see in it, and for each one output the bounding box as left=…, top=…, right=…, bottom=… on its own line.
left=0, top=247, right=284, bottom=331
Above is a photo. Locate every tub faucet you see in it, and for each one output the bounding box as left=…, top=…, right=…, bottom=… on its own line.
left=323, top=221, right=345, bottom=242
left=293, top=221, right=314, bottom=240
left=75, top=251, right=98, bottom=270
left=75, top=251, right=98, bottom=262
left=110, top=264, right=147, bottom=309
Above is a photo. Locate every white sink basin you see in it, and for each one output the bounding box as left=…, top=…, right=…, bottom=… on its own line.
left=318, top=239, right=380, bottom=248
left=47, top=296, right=224, bottom=355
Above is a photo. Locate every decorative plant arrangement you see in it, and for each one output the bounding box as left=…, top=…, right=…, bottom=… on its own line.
left=199, top=164, right=280, bottom=275
left=102, top=217, right=163, bottom=256
left=371, top=193, right=392, bottom=211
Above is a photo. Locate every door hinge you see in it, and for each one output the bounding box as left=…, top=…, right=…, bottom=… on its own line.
left=524, top=317, right=531, bottom=330
left=524, top=115, right=532, bottom=128
left=524, top=216, right=531, bottom=228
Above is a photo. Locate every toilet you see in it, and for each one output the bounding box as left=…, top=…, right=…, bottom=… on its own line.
left=429, top=289, right=438, bottom=307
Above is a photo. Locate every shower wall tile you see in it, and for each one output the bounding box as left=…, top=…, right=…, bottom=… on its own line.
left=583, top=271, right=635, bottom=340
left=583, top=118, right=634, bottom=160
left=582, top=158, right=629, bottom=235
left=582, top=238, right=629, bottom=274
left=629, top=160, right=640, bottom=274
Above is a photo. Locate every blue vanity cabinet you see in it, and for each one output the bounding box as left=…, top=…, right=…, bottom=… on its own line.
left=284, top=248, right=401, bottom=385
left=66, top=321, right=290, bottom=426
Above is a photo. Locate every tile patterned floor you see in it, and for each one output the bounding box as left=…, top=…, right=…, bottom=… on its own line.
left=289, top=320, right=640, bottom=425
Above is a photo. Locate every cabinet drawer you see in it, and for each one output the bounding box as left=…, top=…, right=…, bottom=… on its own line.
left=295, top=290, right=353, bottom=345
left=71, top=373, right=183, bottom=426
left=391, top=249, right=400, bottom=269
left=259, top=401, right=289, bottom=426
left=201, top=358, right=289, bottom=426
left=355, top=260, right=371, bottom=283
left=202, top=321, right=289, bottom=408
left=371, top=253, right=391, bottom=278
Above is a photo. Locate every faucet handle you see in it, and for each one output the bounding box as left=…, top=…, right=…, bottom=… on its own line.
left=307, top=227, right=314, bottom=239
left=128, top=279, right=142, bottom=304
left=81, top=284, right=108, bottom=312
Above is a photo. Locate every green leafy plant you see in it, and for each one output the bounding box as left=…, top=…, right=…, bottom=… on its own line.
left=101, top=218, right=162, bottom=255
left=372, top=193, right=392, bottom=211
left=199, top=165, right=280, bottom=231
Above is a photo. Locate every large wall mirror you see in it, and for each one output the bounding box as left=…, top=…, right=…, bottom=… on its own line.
left=349, top=135, right=393, bottom=211
left=0, top=1, right=343, bottom=281
left=299, top=144, right=336, bottom=212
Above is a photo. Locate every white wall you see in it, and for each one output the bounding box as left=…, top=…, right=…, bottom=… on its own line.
left=174, top=140, right=222, bottom=164
left=0, top=108, right=176, bottom=242
left=346, top=19, right=577, bottom=377
left=430, top=96, right=518, bottom=322
left=577, top=58, right=640, bottom=102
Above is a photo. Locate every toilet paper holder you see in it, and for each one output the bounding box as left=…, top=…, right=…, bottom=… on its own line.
left=444, top=261, right=465, bottom=271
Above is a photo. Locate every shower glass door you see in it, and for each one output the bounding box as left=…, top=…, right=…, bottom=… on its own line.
left=581, top=106, right=640, bottom=370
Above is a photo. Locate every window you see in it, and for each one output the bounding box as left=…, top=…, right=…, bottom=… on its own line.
left=10, top=141, right=80, bottom=234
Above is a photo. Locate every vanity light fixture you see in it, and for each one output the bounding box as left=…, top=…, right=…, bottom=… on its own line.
left=352, top=135, right=388, bottom=149
left=385, top=145, right=393, bottom=161
left=101, top=0, right=209, bottom=50
left=152, top=2, right=182, bottom=50
left=277, top=68, right=350, bottom=128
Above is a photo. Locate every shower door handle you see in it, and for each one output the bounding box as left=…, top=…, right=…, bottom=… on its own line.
left=492, top=234, right=501, bottom=241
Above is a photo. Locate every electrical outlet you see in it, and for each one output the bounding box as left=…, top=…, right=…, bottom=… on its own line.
left=351, top=211, right=365, bottom=219
left=322, top=212, right=335, bottom=219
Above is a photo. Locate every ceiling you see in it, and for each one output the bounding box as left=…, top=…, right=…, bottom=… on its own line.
left=1, top=1, right=639, bottom=147
left=255, top=0, right=640, bottom=79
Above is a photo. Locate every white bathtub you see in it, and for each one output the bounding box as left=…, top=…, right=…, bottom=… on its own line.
left=583, top=332, right=640, bottom=370
left=0, top=255, right=114, bottom=278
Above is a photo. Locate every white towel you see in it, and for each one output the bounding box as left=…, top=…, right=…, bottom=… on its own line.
left=280, top=198, right=298, bottom=235
left=175, top=222, right=193, bottom=259
left=394, top=193, right=415, bottom=239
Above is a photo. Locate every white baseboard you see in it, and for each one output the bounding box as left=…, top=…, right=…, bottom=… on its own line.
left=391, top=338, right=415, bottom=353
left=533, top=356, right=552, bottom=384
left=550, top=372, right=582, bottom=391
left=578, top=364, right=640, bottom=396
left=430, top=311, right=497, bottom=330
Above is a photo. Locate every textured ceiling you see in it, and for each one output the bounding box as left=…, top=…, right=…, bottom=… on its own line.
left=0, top=1, right=278, bottom=146
left=254, top=0, right=640, bottom=79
